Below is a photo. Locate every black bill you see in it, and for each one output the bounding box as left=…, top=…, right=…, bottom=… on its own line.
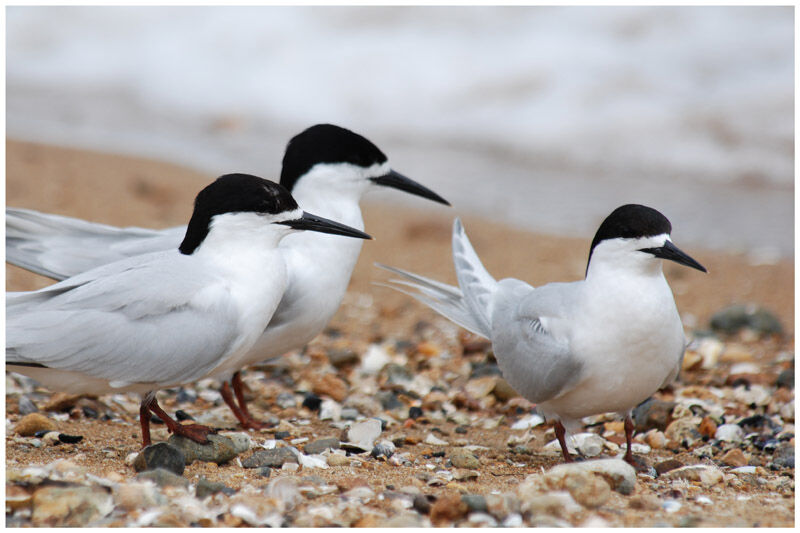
left=640, top=240, right=707, bottom=272
left=278, top=212, right=372, bottom=240
left=369, top=170, right=450, bottom=206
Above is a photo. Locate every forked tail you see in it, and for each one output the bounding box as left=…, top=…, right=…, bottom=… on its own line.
left=376, top=218, right=497, bottom=339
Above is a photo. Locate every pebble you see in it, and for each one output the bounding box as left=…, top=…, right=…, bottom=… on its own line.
left=661, top=464, right=724, bottom=486
left=773, top=442, right=794, bottom=468
left=327, top=453, right=350, bottom=467
left=132, top=443, right=185, bottom=475
left=167, top=434, right=241, bottom=465
left=424, top=433, right=449, bottom=446
left=312, top=373, right=348, bottom=402
left=114, top=482, right=163, bottom=511
left=304, top=437, right=341, bottom=455
left=632, top=398, right=676, bottom=432
left=628, top=494, right=662, bottom=511
left=510, top=413, right=545, bottom=429
left=196, top=477, right=234, bottom=499
left=775, top=368, right=794, bottom=389
left=720, top=448, right=749, bottom=467
left=241, top=448, right=298, bottom=468
left=665, top=417, right=703, bottom=447
left=461, top=493, right=487, bottom=512
left=710, top=304, right=783, bottom=336
left=545, top=459, right=637, bottom=495
left=449, top=448, right=480, bottom=469
left=302, top=393, right=323, bottom=411
left=545, top=467, right=611, bottom=509
left=136, top=468, right=190, bottom=488
left=715, top=423, right=745, bottom=444
left=519, top=490, right=582, bottom=518
left=31, top=486, right=114, bottom=526
left=371, top=440, right=396, bottom=459
left=15, top=413, right=57, bottom=436
left=346, top=419, right=383, bottom=451
left=644, top=429, right=667, bottom=449
left=430, top=492, right=469, bottom=525
left=18, top=395, right=39, bottom=415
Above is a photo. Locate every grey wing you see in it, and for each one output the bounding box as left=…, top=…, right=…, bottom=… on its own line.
left=6, top=207, right=184, bottom=280
left=7, top=252, right=241, bottom=388
left=490, top=278, right=585, bottom=404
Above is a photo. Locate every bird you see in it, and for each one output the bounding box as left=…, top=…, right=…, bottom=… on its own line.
left=6, top=173, right=372, bottom=447
left=377, top=204, right=707, bottom=466
left=6, top=123, right=451, bottom=430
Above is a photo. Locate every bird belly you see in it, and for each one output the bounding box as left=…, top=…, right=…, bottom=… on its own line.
left=542, top=303, right=684, bottom=421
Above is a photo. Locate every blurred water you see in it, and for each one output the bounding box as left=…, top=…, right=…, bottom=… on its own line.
left=6, top=6, right=794, bottom=258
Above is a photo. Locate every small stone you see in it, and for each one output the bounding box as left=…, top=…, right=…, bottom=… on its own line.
left=220, top=432, right=252, bottom=454
left=661, top=465, right=724, bottom=486
left=461, top=493, right=488, bottom=512
left=196, top=477, right=233, bottom=499
left=453, top=468, right=479, bottom=481
left=424, top=433, right=448, bottom=446
left=519, top=491, right=581, bottom=518
left=15, top=413, right=57, bottom=436
left=42, top=392, right=83, bottom=412
left=665, top=417, right=702, bottom=447
left=113, top=482, right=162, bottom=511
left=715, top=423, right=745, bottom=444
left=492, top=378, right=518, bottom=402
left=408, top=406, right=424, bottom=419
left=546, top=459, right=637, bottom=495
left=371, top=440, right=396, bottom=459
left=632, top=398, right=676, bottom=432
left=168, top=434, right=239, bottom=465
left=645, top=430, right=667, bottom=449
left=132, top=443, right=185, bottom=475
left=450, top=448, right=480, bottom=469
left=346, top=419, right=383, bottom=450
left=412, top=493, right=432, bottom=514
left=628, top=494, right=662, bottom=511
left=135, top=468, right=190, bottom=488
left=464, top=376, right=498, bottom=399
left=572, top=433, right=606, bottom=457
left=312, top=373, right=348, bottom=402
left=430, top=492, right=469, bottom=525
left=241, top=448, right=297, bottom=468
left=773, top=442, right=794, bottom=468
left=58, top=433, right=83, bottom=444
left=302, top=393, right=322, bottom=411
left=720, top=449, right=748, bottom=467
left=305, top=437, right=341, bottom=455
left=41, top=431, right=61, bottom=446
left=31, top=486, right=113, bottom=526
left=18, top=395, right=38, bottom=415
left=327, top=453, right=350, bottom=466
left=710, top=304, right=782, bottom=336
left=545, top=467, right=611, bottom=509
left=654, top=458, right=684, bottom=475
left=698, top=416, right=718, bottom=438
left=776, top=368, right=794, bottom=389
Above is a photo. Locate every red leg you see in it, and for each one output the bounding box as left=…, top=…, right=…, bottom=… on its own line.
left=623, top=414, right=649, bottom=471
left=231, top=371, right=272, bottom=430
left=139, top=399, right=152, bottom=447
left=554, top=420, right=574, bottom=462
left=143, top=395, right=215, bottom=446
left=624, top=414, right=635, bottom=464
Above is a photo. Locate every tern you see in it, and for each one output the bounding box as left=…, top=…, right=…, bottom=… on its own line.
left=6, top=173, right=371, bottom=447
left=6, top=124, right=450, bottom=429
left=378, top=205, right=706, bottom=466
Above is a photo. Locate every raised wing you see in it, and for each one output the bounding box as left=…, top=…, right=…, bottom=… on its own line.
left=490, top=278, right=585, bottom=404
left=6, top=207, right=184, bottom=280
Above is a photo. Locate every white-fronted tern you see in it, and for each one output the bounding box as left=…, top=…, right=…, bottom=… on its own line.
left=378, top=205, right=706, bottom=466
left=7, top=173, right=371, bottom=446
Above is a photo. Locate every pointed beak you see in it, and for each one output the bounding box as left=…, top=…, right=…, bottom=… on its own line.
left=640, top=240, right=707, bottom=272
left=278, top=212, right=372, bottom=240
left=369, top=170, right=450, bottom=206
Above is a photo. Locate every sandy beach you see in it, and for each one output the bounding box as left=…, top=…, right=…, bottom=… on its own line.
left=5, top=139, right=794, bottom=527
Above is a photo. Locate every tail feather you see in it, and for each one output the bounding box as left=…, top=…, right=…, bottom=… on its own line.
left=375, top=217, right=497, bottom=339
